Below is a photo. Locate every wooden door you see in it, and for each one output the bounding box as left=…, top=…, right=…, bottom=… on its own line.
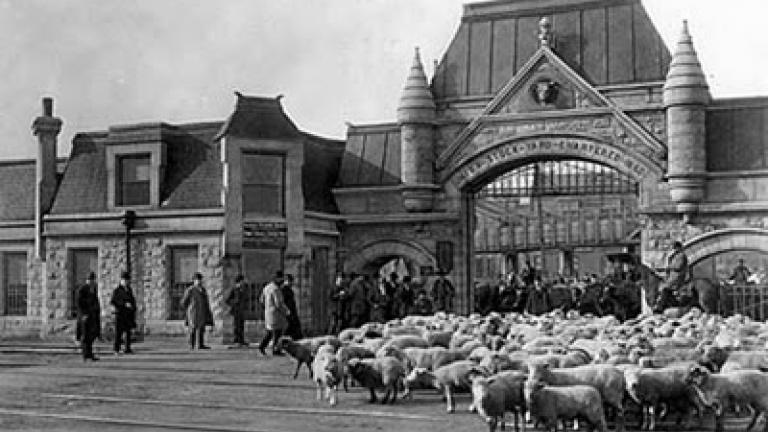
left=70, top=249, right=98, bottom=318
left=310, top=247, right=330, bottom=334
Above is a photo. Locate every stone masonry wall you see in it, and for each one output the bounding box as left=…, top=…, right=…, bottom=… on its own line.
left=642, top=213, right=768, bottom=269
left=39, top=234, right=224, bottom=337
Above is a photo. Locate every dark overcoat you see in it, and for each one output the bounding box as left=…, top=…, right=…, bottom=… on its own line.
left=110, top=285, right=136, bottom=329
left=77, top=283, right=101, bottom=339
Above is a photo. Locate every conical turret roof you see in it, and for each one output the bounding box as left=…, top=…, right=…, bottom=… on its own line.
left=664, top=20, right=710, bottom=106
left=397, top=47, right=436, bottom=124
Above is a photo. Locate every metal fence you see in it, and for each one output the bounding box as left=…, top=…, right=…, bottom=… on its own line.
left=5, top=283, right=27, bottom=316
left=720, top=283, right=768, bottom=321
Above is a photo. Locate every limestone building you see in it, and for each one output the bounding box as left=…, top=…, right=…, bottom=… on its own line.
left=1, top=0, right=767, bottom=337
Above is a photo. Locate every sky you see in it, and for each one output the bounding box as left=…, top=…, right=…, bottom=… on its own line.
left=0, top=0, right=767, bottom=160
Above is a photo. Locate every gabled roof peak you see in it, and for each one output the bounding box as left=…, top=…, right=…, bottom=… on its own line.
left=664, top=20, right=710, bottom=107
left=397, top=47, right=436, bottom=124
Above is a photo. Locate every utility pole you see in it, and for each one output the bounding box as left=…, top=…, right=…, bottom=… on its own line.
left=122, top=210, right=136, bottom=277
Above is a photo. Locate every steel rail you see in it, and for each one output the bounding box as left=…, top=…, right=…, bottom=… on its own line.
left=42, top=393, right=442, bottom=422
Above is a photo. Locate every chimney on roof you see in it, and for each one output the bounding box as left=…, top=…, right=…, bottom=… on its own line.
left=32, top=96, right=62, bottom=258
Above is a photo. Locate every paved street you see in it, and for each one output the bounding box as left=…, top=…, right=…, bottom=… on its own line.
left=0, top=338, right=479, bottom=432
left=0, top=337, right=756, bottom=432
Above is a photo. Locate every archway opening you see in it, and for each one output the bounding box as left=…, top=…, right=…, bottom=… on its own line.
left=471, top=158, right=640, bottom=285
left=360, top=255, right=416, bottom=281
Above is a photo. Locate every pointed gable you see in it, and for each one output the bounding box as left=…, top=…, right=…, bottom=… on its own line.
left=431, top=0, right=670, bottom=101
left=437, top=44, right=665, bottom=170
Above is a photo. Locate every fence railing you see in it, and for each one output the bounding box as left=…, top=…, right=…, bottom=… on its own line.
left=720, top=283, right=768, bottom=321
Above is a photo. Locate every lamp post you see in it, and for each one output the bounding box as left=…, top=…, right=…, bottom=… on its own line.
left=121, top=210, right=136, bottom=277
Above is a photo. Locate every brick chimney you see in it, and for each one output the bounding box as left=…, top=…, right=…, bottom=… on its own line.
left=32, top=97, right=62, bottom=258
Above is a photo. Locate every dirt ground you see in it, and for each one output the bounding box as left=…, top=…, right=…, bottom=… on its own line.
left=0, top=338, right=753, bottom=432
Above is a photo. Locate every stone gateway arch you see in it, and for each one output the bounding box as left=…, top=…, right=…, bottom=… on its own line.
left=333, top=1, right=768, bottom=316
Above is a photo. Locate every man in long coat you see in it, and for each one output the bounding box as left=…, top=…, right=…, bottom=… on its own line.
left=346, top=273, right=370, bottom=327
left=225, top=274, right=248, bottom=346
left=368, top=276, right=389, bottom=323
left=655, top=241, right=689, bottom=312
left=282, top=274, right=302, bottom=340
left=525, top=278, right=552, bottom=315
left=110, top=271, right=136, bottom=355
left=431, top=271, right=455, bottom=312
left=77, top=272, right=101, bottom=361
left=328, top=273, right=349, bottom=334
left=259, top=271, right=289, bottom=355
left=181, top=273, right=214, bottom=350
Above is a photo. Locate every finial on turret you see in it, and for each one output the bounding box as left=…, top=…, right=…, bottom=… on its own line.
left=397, top=46, right=436, bottom=124
left=663, top=19, right=710, bottom=107
left=538, top=17, right=554, bottom=48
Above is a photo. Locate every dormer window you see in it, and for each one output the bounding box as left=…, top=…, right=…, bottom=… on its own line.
left=105, top=138, right=165, bottom=210
left=117, top=154, right=151, bottom=206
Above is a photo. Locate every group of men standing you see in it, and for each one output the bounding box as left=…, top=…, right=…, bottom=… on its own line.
left=75, top=271, right=137, bottom=361
left=327, top=270, right=455, bottom=333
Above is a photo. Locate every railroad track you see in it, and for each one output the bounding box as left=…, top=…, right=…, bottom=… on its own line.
left=41, top=393, right=442, bottom=422
left=0, top=407, right=281, bottom=432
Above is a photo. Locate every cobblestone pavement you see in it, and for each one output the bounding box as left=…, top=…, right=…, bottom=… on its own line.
left=0, top=338, right=753, bottom=432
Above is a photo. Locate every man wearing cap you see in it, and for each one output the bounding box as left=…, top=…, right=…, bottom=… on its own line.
left=77, top=272, right=101, bottom=361
left=225, top=274, right=248, bottom=347
left=182, top=273, right=214, bottom=350
left=110, top=271, right=136, bottom=355
left=259, top=271, right=289, bottom=355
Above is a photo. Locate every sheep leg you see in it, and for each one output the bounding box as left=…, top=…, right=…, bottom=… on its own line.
left=487, top=417, right=498, bottom=432
left=343, top=375, right=349, bottom=392
left=307, top=361, right=313, bottom=379
left=382, top=388, right=391, bottom=405
left=445, top=386, right=455, bottom=413
left=293, top=362, right=301, bottom=379
left=390, top=383, right=399, bottom=404
left=614, top=403, right=625, bottom=432
left=714, top=414, right=724, bottom=432
left=316, top=383, right=323, bottom=401
left=648, top=405, right=656, bottom=431
left=745, top=407, right=759, bottom=432
left=638, top=405, right=647, bottom=430
left=368, top=387, right=378, bottom=403
left=328, top=385, right=337, bottom=407
left=573, top=418, right=580, bottom=430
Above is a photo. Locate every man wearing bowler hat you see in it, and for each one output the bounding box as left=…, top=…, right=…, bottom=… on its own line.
left=182, top=272, right=214, bottom=350
left=110, top=271, right=136, bottom=355
left=77, top=272, right=101, bottom=361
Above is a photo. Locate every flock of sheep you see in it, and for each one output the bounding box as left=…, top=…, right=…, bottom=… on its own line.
left=275, top=307, right=768, bottom=432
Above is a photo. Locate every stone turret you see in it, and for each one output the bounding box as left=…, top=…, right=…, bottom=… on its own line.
left=663, top=21, right=710, bottom=214
left=397, top=47, right=436, bottom=212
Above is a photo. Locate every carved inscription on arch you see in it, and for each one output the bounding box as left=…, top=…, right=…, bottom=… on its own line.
left=454, top=137, right=650, bottom=187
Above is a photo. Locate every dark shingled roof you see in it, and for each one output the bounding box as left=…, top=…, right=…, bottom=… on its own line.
left=432, top=0, right=670, bottom=100
left=337, top=124, right=402, bottom=187
left=50, top=122, right=223, bottom=214
left=0, top=160, right=37, bottom=221
left=303, top=133, right=345, bottom=213
left=215, top=93, right=301, bottom=140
